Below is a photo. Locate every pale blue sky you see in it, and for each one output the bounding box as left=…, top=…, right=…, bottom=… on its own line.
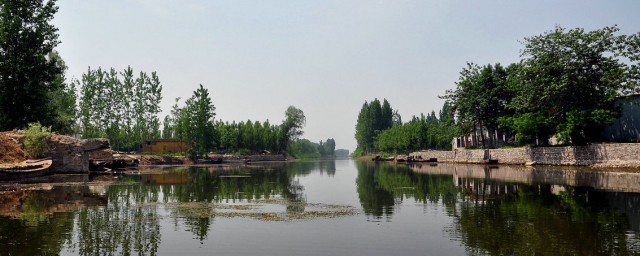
left=53, top=1, right=640, bottom=151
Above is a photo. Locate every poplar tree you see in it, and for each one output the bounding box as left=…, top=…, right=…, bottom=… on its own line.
left=0, top=0, right=61, bottom=130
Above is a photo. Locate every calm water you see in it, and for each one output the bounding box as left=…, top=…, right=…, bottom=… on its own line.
left=1, top=160, right=640, bottom=255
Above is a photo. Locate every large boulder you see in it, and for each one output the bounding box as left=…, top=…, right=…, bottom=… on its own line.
left=48, top=135, right=112, bottom=173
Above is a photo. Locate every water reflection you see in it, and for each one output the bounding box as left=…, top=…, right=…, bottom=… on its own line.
left=0, top=175, right=109, bottom=256
left=356, top=161, right=459, bottom=220
left=1, top=161, right=640, bottom=255
left=353, top=161, right=640, bottom=254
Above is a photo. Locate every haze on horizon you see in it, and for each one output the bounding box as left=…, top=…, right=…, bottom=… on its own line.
left=53, top=0, right=640, bottom=151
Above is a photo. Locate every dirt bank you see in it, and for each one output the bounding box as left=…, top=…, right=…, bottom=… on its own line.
left=0, top=131, right=27, bottom=163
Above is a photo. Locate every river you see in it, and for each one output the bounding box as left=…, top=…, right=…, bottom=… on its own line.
left=1, top=160, right=639, bottom=255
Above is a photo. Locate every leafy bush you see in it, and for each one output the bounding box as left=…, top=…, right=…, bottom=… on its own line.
left=24, top=122, right=52, bottom=158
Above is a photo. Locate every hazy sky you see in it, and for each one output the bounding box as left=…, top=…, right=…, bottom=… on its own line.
left=53, top=1, right=640, bottom=151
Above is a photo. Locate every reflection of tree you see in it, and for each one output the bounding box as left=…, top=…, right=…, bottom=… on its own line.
left=356, top=161, right=395, bottom=219
left=355, top=161, right=461, bottom=220
left=0, top=185, right=107, bottom=256
left=285, top=160, right=336, bottom=177
left=119, top=166, right=305, bottom=241
left=0, top=213, right=75, bottom=255
left=451, top=184, right=640, bottom=255
left=72, top=184, right=162, bottom=256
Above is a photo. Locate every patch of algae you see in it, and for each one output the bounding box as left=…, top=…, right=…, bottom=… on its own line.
left=144, top=200, right=359, bottom=221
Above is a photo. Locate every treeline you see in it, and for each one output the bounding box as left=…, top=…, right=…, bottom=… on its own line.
left=354, top=98, right=458, bottom=156
left=288, top=138, right=336, bottom=159
left=77, top=72, right=310, bottom=156
left=443, top=26, right=640, bottom=146
left=78, top=67, right=162, bottom=151
left=214, top=117, right=337, bottom=158
left=374, top=104, right=458, bottom=153
left=354, top=99, right=397, bottom=154
left=356, top=26, right=640, bottom=155
left=0, top=1, right=335, bottom=158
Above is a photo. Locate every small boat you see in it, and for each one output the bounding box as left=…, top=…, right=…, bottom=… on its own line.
left=372, top=156, right=395, bottom=162
left=0, top=159, right=52, bottom=181
left=480, top=159, right=499, bottom=165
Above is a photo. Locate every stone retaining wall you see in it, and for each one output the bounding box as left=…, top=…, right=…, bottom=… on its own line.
left=409, top=143, right=640, bottom=168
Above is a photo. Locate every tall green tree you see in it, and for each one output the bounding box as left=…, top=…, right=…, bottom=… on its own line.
left=281, top=105, right=306, bottom=144
left=175, top=84, right=216, bottom=156
left=77, top=67, right=163, bottom=151
left=442, top=63, right=513, bottom=147
left=354, top=98, right=395, bottom=155
left=0, top=0, right=61, bottom=130
left=506, top=26, right=639, bottom=144
left=47, top=51, right=77, bottom=134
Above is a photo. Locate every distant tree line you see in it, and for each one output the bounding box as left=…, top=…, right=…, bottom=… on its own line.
left=160, top=91, right=308, bottom=157
left=354, top=98, right=458, bottom=156
left=374, top=103, right=458, bottom=153
left=287, top=138, right=336, bottom=159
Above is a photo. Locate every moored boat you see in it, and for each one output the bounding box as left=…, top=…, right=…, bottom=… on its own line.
left=0, top=159, right=52, bottom=181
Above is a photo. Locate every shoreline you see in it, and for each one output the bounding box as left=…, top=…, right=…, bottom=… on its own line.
left=407, top=143, right=640, bottom=169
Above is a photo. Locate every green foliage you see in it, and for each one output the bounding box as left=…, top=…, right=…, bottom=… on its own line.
left=287, top=138, right=336, bottom=159
left=442, top=62, right=514, bottom=147
left=281, top=106, right=306, bottom=143
left=445, top=25, right=640, bottom=146
left=215, top=119, right=285, bottom=153
left=0, top=0, right=62, bottom=130
left=183, top=85, right=216, bottom=155
left=498, top=113, right=546, bottom=145
left=46, top=51, right=77, bottom=134
left=23, top=123, right=52, bottom=159
left=77, top=67, right=163, bottom=151
left=164, top=104, right=308, bottom=157
left=507, top=25, right=639, bottom=144
left=287, top=139, right=321, bottom=159
left=374, top=102, right=459, bottom=153
left=166, top=85, right=216, bottom=157
left=354, top=98, right=394, bottom=155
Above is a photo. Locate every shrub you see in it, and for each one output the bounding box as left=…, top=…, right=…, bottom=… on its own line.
left=24, top=123, right=52, bottom=158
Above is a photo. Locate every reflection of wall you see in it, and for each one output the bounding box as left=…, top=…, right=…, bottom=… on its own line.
left=410, top=163, right=640, bottom=193
left=0, top=185, right=108, bottom=217
left=606, top=192, right=640, bottom=231
left=410, top=143, right=640, bottom=167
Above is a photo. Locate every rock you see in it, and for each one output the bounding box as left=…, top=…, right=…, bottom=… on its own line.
left=48, top=134, right=90, bottom=174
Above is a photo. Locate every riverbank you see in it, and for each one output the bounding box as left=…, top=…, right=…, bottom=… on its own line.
left=0, top=130, right=289, bottom=181
left=409, top=143, right=640, bottom=168
left=134, top=153, right=287, bottom=165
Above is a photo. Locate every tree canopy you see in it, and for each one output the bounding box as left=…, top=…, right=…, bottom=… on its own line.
left=442, top=25, right=640, bottom=146
left=505, top=26, right=640, bottom=144
left=0, top=0, right=62, bottom=130
left=442, top=63, right=514, bottom=146
left=77, top=67, right=163, bottom=151
left=354, top=98, right=394, bottom=155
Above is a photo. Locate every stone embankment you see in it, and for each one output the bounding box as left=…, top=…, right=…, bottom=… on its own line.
left=409, top=143, right=640, bottom=168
